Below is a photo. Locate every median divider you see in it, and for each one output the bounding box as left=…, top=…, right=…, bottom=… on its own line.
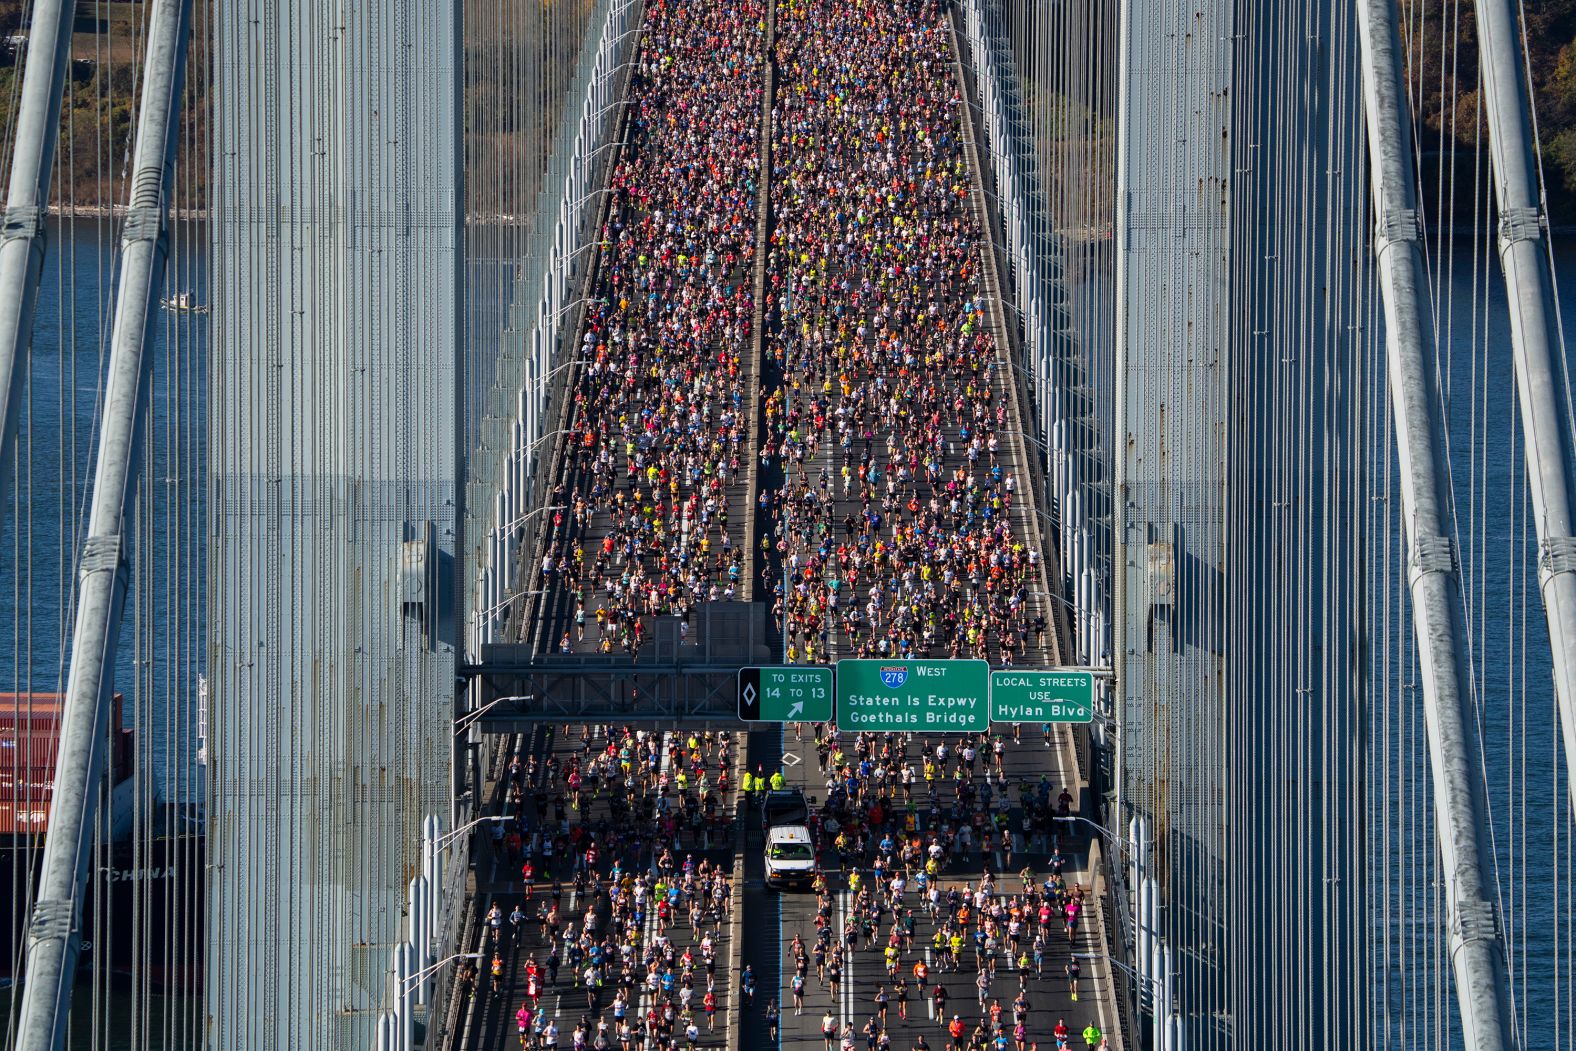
left=724, top=733, right=749, bottom=1051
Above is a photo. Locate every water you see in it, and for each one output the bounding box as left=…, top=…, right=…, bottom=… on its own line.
left=0, top=218, right=208, bottom=787
left=1432, top=234, right=1576, bottom=1043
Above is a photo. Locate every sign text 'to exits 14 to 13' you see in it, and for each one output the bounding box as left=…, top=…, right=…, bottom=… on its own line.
left=737, top=666, right=834, bottom=723
left=835, top=659, right=990, bottom=732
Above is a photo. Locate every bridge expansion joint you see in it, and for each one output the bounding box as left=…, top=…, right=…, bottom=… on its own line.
left=1407, top=533, right=1457, bottom=587
left=1497, top=205, right=1543, bottom=248
left=1539, top=535, right=1576, bottom=586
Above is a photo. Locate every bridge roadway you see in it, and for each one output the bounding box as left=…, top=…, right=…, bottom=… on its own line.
left=453, top=724, right=745, bottom=1051
left=519, top=0, right=766, bottom=661
left=738, top=722, right=1121, bottom=1051
left=458, top=0, right=1123, bottom=1043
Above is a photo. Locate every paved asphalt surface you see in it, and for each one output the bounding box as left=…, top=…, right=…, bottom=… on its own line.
left=739, top=724, right=1119, bottom=1051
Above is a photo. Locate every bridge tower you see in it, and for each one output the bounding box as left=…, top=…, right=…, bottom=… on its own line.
left=206, top=0, right=463, bottom=1045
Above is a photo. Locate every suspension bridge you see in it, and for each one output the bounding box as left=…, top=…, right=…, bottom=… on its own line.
left=0, top=0, right=1573, bottom=1049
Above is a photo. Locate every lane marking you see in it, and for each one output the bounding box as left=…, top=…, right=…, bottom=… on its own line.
left=838, top=887, right=852, bottom=1028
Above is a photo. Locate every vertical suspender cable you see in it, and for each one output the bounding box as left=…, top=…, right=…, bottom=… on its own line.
left=1470, top=0, right=1576, bottom=821
left=14, top=0, right=190, bottom=1045
left=0, top=0, right=77, bottom=519
left=1355, top=0, right=1514, bottom=1045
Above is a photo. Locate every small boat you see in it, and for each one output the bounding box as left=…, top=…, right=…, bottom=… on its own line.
left=160, top=290, right=208, bottom=314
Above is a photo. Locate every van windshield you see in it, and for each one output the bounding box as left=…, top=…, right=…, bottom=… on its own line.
left=769, top=843, right=814, bottom=861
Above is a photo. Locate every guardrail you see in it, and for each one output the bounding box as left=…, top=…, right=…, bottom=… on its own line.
left=722, top=739, right=748, bottom=1051
left=465, top=0, right=645, bottom=656
left=945, top=5, right=1068, bottom=669
left=953, top=0, right=1114, bottom=717
left=743, top=0, right=776, bottom=606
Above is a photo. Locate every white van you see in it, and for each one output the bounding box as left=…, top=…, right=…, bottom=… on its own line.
left=763, top=825, right=816, bottom=890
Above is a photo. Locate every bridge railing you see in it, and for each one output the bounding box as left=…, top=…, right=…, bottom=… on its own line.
left=955, top=0, right=1114, bottom=703
left=462, top=0, right=644, bottom=658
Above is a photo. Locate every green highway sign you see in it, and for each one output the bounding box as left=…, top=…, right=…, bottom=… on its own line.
left=989, top=669, right=1095, bottom=723
left=737, top=666, right=834, bottom=723
left=836, top=659, right=990, bottom=732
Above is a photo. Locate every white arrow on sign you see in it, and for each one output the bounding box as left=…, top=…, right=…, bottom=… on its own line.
left=787, top=701, right=803, bottom=719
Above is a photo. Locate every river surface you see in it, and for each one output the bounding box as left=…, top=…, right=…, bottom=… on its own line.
left=1, top=225, right=1574, bottom=1046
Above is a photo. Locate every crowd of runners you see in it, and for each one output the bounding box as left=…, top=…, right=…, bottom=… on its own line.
left=757, top=726, right=1108, bottom=1051
left=462, top=726, right=743, bottom=1050
left=535, top=0, right=766, bottom=656
left=761, top=0, right=1042, bottom=666
left=529, top=0, right=1047, bottom=666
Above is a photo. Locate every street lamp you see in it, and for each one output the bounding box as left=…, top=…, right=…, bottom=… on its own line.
left=455, top=694, right=533, bottom=736
left=564, top=187, right=618, bottom=216
left=584, top=139, right=629, bottom=161
left=543, top=239, right=613, bottom=279
left=1052, top=814, right=1130, bottom=852
left=432, top=815, right=512, bottom=854
left=1000, top=427, right=1048, bottom=453
left=479, top=588, right=548, bottom=622
left=1073, top=951, right=1158, bottom=996
left=543, top=296, right=607, bottom=326
left=503, top=503, right=566, bottom=537
left=400, top=952, right=483, bottom=994
left=527, top=429, right=569, bottom=455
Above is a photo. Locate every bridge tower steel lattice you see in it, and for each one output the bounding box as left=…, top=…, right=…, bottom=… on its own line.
left=207, top=0, right=463, bottom=1046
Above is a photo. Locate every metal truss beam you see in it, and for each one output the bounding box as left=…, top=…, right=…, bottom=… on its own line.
left=465, top=656, right=748, bottom=729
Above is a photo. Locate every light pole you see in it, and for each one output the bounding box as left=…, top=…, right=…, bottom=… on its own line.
left=1053, top=814, right=1132, bottom=853
left=584, top=139, right=629, bottom=162
left=525, top=429, right=570, bottom=458
left=401, top=952, right=483, bottom=994
left=543, top=295, right=607, bottom=327
left=1074, top=948, right=1178, bottom=1050
left=455, top=694, right=533, bottom=737
left=479, top=588, right=547, bottom=622
left=563, top=187, right=618, bottom=216
left=504, top=503, right=566, bottom=538
left=1000, top=427, right=1048, bottom=454
left=431, top=814, right=511, bottom=855
left=542, top=238, right=613, bottom=281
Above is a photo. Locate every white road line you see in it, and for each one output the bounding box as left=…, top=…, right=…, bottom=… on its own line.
left=838, top=888, right=852, bottom=1028
left=1085, top=950, right=1112, bottom=1047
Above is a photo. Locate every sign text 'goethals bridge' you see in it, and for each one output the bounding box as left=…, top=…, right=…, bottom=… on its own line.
left=834, top=659, right=991, bottom=732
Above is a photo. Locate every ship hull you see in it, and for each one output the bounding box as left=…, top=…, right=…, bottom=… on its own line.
left=1, top=832, right=205, bottom=991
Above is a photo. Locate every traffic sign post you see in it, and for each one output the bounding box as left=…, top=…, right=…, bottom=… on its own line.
left=737, top=666, right=834, bottom=723
left=835, top=659, right=990, bottom=732
left=989, top=669, right=1095, bottom=723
